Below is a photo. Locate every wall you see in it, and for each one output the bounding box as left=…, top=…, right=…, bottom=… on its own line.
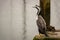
left=0, top=0, right=12, bottom=40
left=0, top=0, right=39, bottom=40
left=51, top=0, right=60, bottom=29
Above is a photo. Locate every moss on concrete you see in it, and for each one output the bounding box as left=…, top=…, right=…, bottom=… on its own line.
left=33, top=37, right=60, bottom=40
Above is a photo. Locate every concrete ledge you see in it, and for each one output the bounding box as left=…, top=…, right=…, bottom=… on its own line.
left=33, top=37, right=60, bottom=40
left=33, top=31, right=60, bottom=40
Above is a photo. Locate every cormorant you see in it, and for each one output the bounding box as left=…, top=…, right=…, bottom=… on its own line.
left=34, top=5, right=48, bottom=37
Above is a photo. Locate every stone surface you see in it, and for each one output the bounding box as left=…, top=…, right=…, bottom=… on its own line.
left=33, top=32, right=60, bottom=40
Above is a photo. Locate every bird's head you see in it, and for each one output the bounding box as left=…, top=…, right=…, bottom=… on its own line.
left=33, top=5, right=41, bottom=16
left=33, top=5, right=40, bottom=9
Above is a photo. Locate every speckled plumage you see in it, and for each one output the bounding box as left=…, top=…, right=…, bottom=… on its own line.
left=36, top=15, right=48, bottom=37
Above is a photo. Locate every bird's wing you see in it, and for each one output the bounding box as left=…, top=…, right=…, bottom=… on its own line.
left=36, top=16, right=46, bottom=29
left=38, top=15, right=46, bottom=25
left=36, top=20, right=43, bottom=29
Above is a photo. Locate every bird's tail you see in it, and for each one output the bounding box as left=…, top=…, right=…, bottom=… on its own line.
left=45, top=33, right=49, bottom=37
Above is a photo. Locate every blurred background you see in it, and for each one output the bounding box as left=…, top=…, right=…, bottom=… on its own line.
left=0, top=0, right=60, bottom=40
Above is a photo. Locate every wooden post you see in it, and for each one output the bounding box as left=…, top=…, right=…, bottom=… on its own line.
left=40, top=0, right=50, bottom=26
left=39, top=0, right=56, bottom=31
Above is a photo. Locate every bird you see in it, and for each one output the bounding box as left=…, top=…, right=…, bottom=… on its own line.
left=34, top=5, right=49, bottom=37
